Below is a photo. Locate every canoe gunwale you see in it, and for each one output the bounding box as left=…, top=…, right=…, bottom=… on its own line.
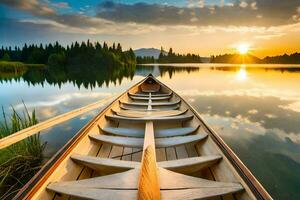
left=152, top=77, right=272, bottom=200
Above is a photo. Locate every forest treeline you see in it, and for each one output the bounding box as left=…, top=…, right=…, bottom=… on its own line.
left=0, top=40, right=136, bottom=68
left=137, top=47, right=202, bottom=64
left=211, top=53, right=300, bottom=64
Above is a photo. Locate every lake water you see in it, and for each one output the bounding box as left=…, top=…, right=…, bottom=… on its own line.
left=1, top=64, right=300, bottom=199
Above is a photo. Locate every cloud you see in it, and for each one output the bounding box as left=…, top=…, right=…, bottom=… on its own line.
left=96, top=0, right=300, bottom=27
left=239, top=1, right=248, bottom=8
left=1, top=0, right=300, bottom=38
left=250, top=2, right=257, bottom=10
left=0, top=0, right=55, bottom=15
left=0, top=0, right=166, bottom=35
left=52, top=2, right=70, bottom=9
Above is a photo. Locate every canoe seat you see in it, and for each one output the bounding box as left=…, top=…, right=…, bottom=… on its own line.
left=105, top=113, right=193, bottom=123
left=47, top=167, right=243, bottom=200
left=111, top=108, right=187, bottom=118
left=129, top=95, right=171, bottom=101
left=71, top=154, right=222, bottom=174
left=119, top=99, right=181, bottom=107
left=120, top=104, right=180, bottom=111
left=89, top=134, right=207, bottom=148
left=100, top=125, right=200, bottom=138
left=128, top=91, right=172, bottom=97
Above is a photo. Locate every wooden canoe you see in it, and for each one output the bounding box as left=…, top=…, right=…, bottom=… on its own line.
left=14, top=74, right=272, bottom=200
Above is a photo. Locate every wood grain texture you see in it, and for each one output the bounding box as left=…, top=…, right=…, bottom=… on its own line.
left=138, top=121, right=160, bottom=200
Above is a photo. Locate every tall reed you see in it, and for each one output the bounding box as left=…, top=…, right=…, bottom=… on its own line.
left=0, top=103, right=45, bottom=199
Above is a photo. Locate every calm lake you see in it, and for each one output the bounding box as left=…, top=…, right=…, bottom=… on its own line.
left=1, top=64, right=300, bottom=199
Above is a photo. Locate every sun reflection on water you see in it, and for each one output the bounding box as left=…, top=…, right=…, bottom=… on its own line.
left=236, top=65, right=247, bottom=81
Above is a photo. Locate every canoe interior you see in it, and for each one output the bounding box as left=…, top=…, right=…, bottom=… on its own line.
left=15, top=75, right=271, bottom=200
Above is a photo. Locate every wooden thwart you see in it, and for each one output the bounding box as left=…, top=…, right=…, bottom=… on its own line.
left=120, top=104, right=180, bottom=111
left=128, top=91, right=172, bottom=97
left=100, top=125, right=200, bottom=138
left=47, top=167, right=243, bottom=199
left=129, top=96, right=171, bottom=101
left=90, top=134, right=207, bottom=148
left=111, top=108, right=187, bottom=118
left=120, top=99, right=181, bottom=107
left=71, top=154, right=222, bottom=174
left=105, top=113, right=193, bottom=122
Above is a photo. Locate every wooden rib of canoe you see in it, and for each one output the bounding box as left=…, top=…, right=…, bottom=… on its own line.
left=15, top=74, right=272, bottom=200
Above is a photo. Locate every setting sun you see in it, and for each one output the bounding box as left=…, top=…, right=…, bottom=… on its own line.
left=237, top=44, right=250, bottom=55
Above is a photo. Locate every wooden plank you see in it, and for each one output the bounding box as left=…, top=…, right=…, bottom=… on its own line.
left=101, top=126, right=198, bottom=138
left=131, top=148, right=142, bottom=162
left=71, top=155, right=138, bottom=173
left=155, top=148, right=167, bottom=162
left=122, top=147, right=133, bottom=161
left=175, top=145, right=188, bottom=159
left=155, top=134, right=207, bottom=148
left=160, top=188, right=242, bottom=200
left=48, top=167, right=242, bottom=191
left=166, top=147, right=177, bottom=161
left=128, top=91, right=172, bottom=97
left=159, top=156, right=222, bottom=174
left=71, top=154, right=221, bottom=175
left=105, top=113, right=193, bottom=123
left=185, top=143, right=199, bottom=157
left=97, top=143, right=112, bottom=158
left=138, top=121, right=160, bottom=200
left=120, top=99, right=180, bottom=106
left=120, top=104, right=180, bottom=111
left=0, top=95, right=116, bottom=149
left=112, top=108, right=187, bottom=118
left=101, top=126, right=144, bottom=137
left=48, top=167, right=242, bottom=199
left=109, top=146, right=124, bottom=160
left=47, top=169, right=139, bottom=190
left=90, top=135, right=143, bottom=148
left=90, top=134, right=207, bottom=148
left=50, top=188, right=137, bottom=200
left=129, top=96, right=171, bottom=101
left=155, top=126, right=199, bottom=138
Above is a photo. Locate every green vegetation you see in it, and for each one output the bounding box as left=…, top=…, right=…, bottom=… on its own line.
left=0, top=40, right=136, bottom=68
left=0, top=105, right=45, bottom=199
left=137, top=47, right=202, bottom=64
left=211, top=52, right=300, bottom=64
left=0, top=61, right=27, bottom=73
left=0, top=41, right=136, bottom=85
left=263, top=53, right=300, bottom=64
left=0, top=61, right=46, bottom=80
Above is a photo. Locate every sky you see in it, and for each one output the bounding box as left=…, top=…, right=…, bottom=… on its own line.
left=0, top=0, right=300, bottom=57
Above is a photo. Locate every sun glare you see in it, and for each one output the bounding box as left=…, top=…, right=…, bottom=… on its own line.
left=236, top=65, right=247, bottom=81
left=237, top=43, right=249, bottom=55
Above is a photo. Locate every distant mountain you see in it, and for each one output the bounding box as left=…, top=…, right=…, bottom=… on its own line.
left=134, top=48, right=162, bottom=59
left=134, top=48, right=210, bottom=63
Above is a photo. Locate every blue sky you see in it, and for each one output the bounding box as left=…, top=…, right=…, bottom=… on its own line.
left=1, top=0, right=300, bottom=57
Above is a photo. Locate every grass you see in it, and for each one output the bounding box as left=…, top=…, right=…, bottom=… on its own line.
left=0, top=103, right=46, bottom=199
left=0, top=61, right=26, bottom=73
left=0, top=61, right=46, bottom=73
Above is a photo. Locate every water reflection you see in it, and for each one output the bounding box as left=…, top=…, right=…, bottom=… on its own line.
left=150, top=65, right=300, bottom=199
left=1, top=64, right=300, bottom=199
left=236, top=65, right=247, bottom=81
left=0, top=64, right=136, bottom=89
